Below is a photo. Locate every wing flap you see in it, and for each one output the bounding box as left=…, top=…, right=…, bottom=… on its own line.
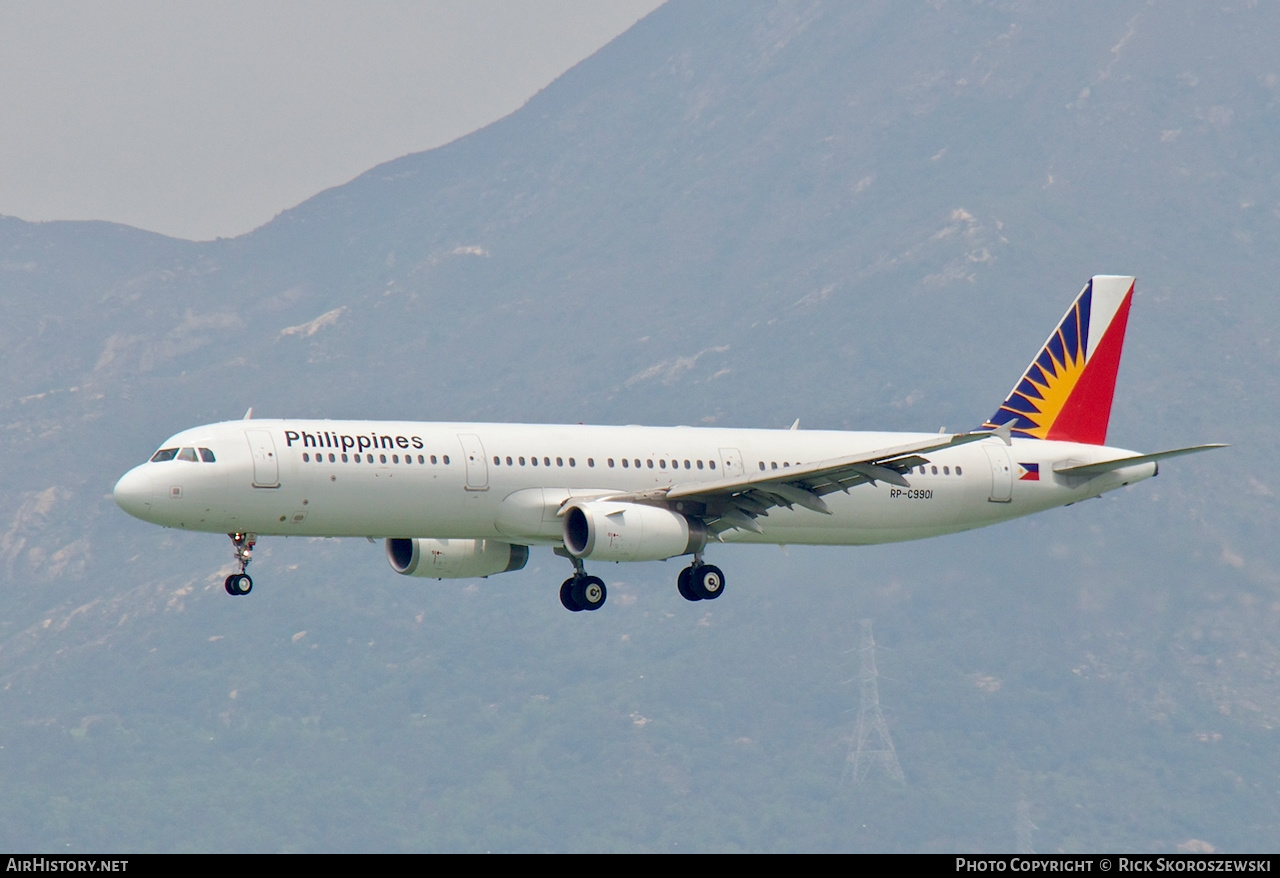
left=665, top=428, right=1012, bottom=535
left=763, top=482, right=831, bottom=515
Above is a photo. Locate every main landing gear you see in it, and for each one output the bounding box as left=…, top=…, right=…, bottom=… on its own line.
left=677, top=558, right=725, bottom=602
left=559, top=556, right=607, bottom=612
left=224, top=532, right=256, bottom=596
left=555, top=553, right=726, bottom=612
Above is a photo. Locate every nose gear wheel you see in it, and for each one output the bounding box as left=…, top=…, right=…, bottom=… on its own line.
left=224, top=533, right=257, bottom=597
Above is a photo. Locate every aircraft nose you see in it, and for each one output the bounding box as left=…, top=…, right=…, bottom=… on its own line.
left=113, top=466, right=155, bottom=520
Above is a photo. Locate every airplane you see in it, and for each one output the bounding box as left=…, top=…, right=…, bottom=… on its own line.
left=113, top=275, right=1222, bottom=612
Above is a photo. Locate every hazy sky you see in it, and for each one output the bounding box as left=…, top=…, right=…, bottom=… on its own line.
left=0, top=1, right=662, bottom=241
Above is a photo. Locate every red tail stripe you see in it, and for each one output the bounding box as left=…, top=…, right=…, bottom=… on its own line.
left=1045, top=283, right=1133, bottom=445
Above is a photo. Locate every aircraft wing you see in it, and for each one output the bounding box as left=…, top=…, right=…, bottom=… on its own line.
left=599, top=428, right=1009, bottom=537
left=1052, top=444, right=1227, bottom=478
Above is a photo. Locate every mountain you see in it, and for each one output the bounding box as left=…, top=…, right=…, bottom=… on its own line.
left=1, top=0, right=1277, bottom=852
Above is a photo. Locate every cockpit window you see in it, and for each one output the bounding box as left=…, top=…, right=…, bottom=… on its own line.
left=151, top=446, right=216, bottom=463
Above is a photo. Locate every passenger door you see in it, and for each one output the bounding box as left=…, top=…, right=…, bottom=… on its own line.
left=983, top=445, right=1013, bottom=503
left=458, top=433, right=489, bottom=491
left=245, top=430, right=280, bottom=488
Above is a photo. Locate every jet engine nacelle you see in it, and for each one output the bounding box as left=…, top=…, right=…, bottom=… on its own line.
left=562, top=500, right=705, bottom=562
left=386, top=538, right=529, bottom=579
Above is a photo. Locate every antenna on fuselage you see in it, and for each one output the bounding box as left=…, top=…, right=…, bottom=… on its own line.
left=243, top=407, right=254, bottom=420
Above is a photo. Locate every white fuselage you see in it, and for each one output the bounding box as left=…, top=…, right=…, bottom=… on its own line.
left=113, top=419, right=1156, bottom=547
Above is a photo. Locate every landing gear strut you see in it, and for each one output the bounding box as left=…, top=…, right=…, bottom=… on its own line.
left=224, top=532, right=256, bottom=596
left=678, top=556, right=725, bottom=602
left=558, top=554, right=607, bottom=612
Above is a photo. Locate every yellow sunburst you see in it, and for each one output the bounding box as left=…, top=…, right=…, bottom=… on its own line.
left=1016, top=326, right=1086, bottom=439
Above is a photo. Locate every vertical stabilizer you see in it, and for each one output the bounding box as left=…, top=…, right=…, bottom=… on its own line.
left=982, top=276, right=1134, bottom=445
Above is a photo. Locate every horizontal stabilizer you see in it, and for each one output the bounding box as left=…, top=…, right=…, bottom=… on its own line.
left=1052, top=444, right=1227, bottom=477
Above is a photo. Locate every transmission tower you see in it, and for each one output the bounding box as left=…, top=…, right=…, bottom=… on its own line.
left=843, top=619, right=905, bottom=785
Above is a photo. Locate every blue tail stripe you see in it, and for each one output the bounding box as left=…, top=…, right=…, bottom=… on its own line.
left=1005, top=395, right=1043, bottom=415
left=1077, top=282, right=1092, bottom=357
left=1015, top=377, right=1043, bottom=400
left=1061, top=304, right=1080, bottom=361
left=1047, top=331, right=1066, bottom=370
left=1035, top=348, right=1057, bottom=377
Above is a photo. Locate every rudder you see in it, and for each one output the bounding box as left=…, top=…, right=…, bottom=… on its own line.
left=982, top=275, right=1135, bottom=445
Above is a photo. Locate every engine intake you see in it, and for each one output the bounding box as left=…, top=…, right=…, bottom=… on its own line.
left=386, top=538, right=529, bottom=579
left=563, top=500, right=705, bottom=562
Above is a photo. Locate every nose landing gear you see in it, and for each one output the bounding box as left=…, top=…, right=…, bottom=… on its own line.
left=224, top=532, right=256, bottom=596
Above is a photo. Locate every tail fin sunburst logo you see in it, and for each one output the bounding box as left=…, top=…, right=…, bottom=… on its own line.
left=983, top=276, right=1135, bottom=445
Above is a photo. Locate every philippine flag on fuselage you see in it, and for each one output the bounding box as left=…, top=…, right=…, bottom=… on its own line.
left=1017, top=463, right=1040, bottom=481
